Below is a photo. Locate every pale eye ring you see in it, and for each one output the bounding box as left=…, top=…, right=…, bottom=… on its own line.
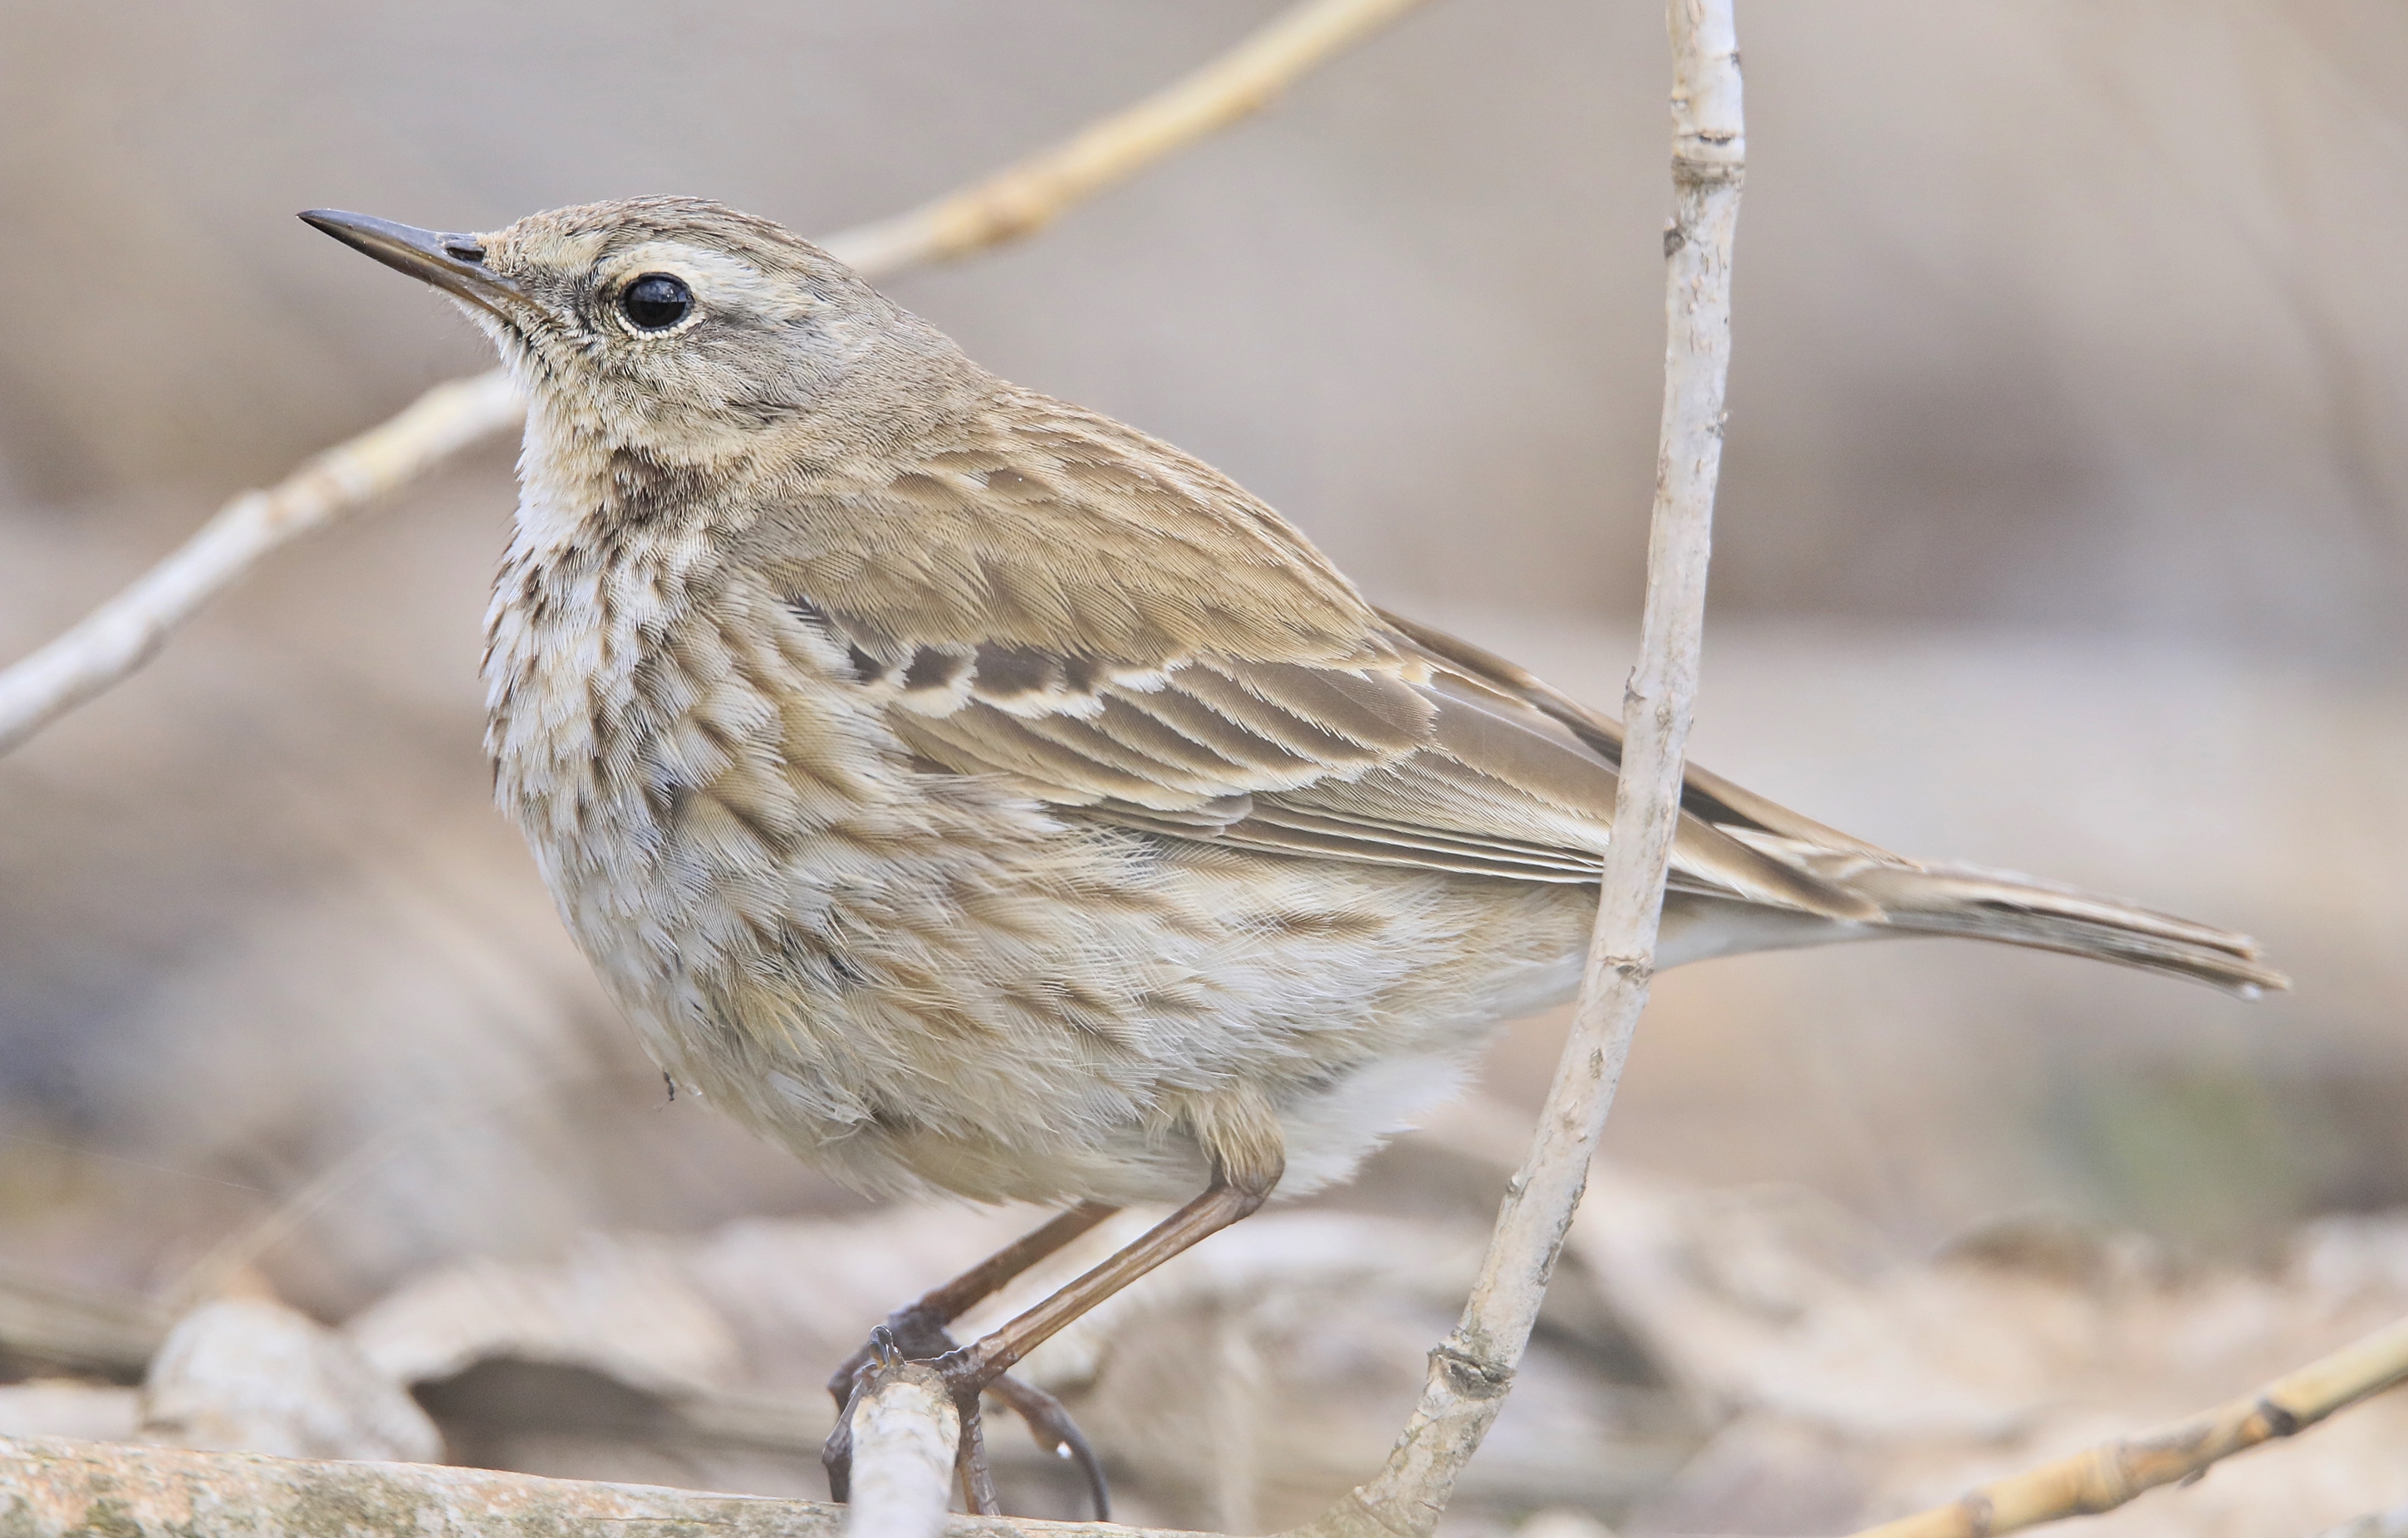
left=620, top=272, right=694, bottom=331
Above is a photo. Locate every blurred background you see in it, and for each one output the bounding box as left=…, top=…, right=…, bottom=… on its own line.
left=2, top=2, right=2406, bottom=1534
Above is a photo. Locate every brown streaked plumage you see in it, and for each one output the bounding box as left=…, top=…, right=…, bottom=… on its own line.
left=304, top=198, right=2284, bottom=1515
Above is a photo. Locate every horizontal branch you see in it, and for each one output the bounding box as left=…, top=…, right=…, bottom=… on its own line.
left=0, top=1435, right=1196, bottom=1538
left=0, top=0, right=1435, bottom=762
left=1848, top=1312, right=2408, bottom=1538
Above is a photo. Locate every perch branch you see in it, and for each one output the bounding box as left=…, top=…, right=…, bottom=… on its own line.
left=844, top=1364, right=964, bottom=1538
left=1847, top=1313, right=2408, bottom=1538
left=1293, top=5, right=1745, bottom=1538
left=0, top=1434, right=1189, bottom=1538
left=0, top=0, right=1435, bottom=762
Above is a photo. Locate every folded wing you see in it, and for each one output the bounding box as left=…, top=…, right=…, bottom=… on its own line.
left=738, top=384, right=2279, bottom=992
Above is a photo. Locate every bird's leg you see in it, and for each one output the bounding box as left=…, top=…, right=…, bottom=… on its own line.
left=826, top=1202, right=1119, bottom=1398
left=929, top=1166, right=1279, bottom=1516
left=823, top=1202, right=1116, bottom=1506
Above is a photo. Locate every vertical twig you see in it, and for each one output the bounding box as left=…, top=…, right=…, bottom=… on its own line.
left=1292, top=5, right=1744, bottom=1536
left=843, top=1365, right=964, bottom=1538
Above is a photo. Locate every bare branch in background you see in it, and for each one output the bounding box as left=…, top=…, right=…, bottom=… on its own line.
left=817, top=0, right=1434, bottom=274
left=0, top=374, right=522, bottom=757
left=1296, top=5, right=1745, bottom=1536
left=0, top=0, right=1435, bottom=762
left=1847, top=1313, right=2408, bottom=1538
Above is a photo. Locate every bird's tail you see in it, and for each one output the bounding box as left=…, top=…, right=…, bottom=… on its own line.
left=1813, top=852, right=2288, bottom=997
left=1713, top=831, right=2286, bottom=996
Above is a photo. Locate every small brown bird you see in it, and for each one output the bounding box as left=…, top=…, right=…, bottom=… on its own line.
left=304, top=197, right=2282, bottom=1513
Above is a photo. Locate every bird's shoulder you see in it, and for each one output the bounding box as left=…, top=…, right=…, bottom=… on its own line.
left=736, top=383, right=1390, bottom=672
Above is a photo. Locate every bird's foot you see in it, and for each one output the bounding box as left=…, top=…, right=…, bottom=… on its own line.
left=986, top=1370, right=1109, bottom=1520
left=827, top=1303, right=959, bottom=1406
left=823, top=1316, right=1109, bottom=1520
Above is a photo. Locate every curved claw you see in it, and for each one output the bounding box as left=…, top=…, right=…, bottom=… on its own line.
left=821, top=1413, right=853, bottom=1505
left=821, top=1325, right=917, bottom=1503
left=827, top=1305, right=959, bottom=1408
left=988, top=1373, right=1111, bottom=1521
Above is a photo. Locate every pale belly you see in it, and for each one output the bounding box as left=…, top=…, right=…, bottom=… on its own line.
left=545, top=791, right=1599, bottom=1205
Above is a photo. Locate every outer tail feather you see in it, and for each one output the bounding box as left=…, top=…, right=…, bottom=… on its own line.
left=1837, top=858, right=2286, bottom=997
left=1712, top=831, right=2285, bottom=996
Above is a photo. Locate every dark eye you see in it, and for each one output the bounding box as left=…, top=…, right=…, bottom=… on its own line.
left=620, top=272, right=693, bottom=331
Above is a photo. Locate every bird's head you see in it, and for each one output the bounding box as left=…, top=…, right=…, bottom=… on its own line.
left=302, top=197, right=972, bottom=474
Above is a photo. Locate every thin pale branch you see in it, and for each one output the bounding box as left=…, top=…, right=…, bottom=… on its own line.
left=844, top=1365, right=963, bottom=1538
left=0, top=0, right=1436, bottom=762
left=1290, top=6, right=1745, bottom=1538
left=0, top=372, right=522, bottom=757
left=817, top=0, right=1434, bottom=275
left=1848, top=1314, right=2408, bottom=1538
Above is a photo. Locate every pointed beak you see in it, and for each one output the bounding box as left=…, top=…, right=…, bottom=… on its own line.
left=300, top=208, right=532, bottom=322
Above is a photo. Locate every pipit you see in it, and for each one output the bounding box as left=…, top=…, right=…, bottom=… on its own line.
left=305, top=198, right=2283, bottom=1515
